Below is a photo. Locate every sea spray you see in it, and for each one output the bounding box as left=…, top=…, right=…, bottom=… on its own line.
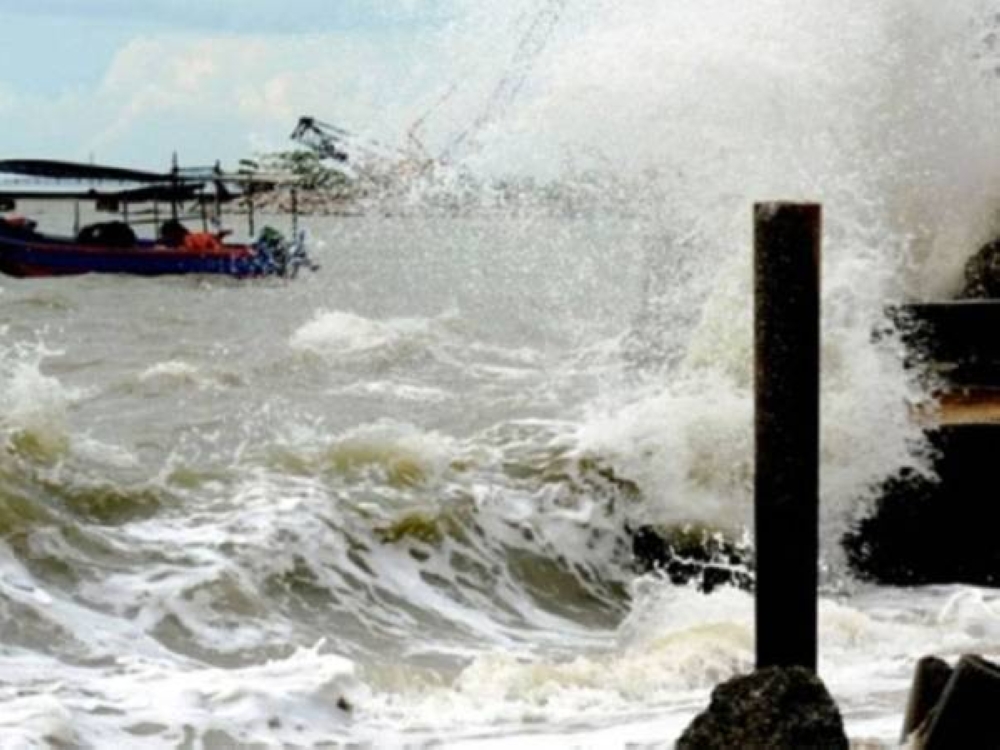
left=502, top=0, right=1000, bottom=560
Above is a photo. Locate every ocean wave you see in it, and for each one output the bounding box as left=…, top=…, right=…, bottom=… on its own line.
left=0, top=642, right=361, bottom=747
left=290, top=309, right=444, bottom=368
left=0, top=341, right=80, bottom=462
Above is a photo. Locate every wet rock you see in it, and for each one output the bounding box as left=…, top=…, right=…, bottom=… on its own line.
left=677, top=666, right=848, bottom=750
left=889, top=301, right=1000, bottom=385
left=901, top=656, right=953, bottom=743
left=858, top=299, right=1000, bottom=585
left=630, top=524, right=752, bottom=593
left=907, top=654, right=1000, bottom=750
left=962, top=237, right=1000, bottom=298
left=844, top=426, right=1000, bottom=586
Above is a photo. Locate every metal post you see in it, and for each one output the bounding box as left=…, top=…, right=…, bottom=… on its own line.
left=754, top=202, right=822, bottom=671
left=248, top=186, right=255, bottom=237
left=213, top=160, right=222, bottom=231
left=291, top=187, right=299, bottom=237
left=170, top=152, right=179, bottom=221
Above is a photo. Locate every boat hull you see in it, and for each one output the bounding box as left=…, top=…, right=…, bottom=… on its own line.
left=0, top=234, right=280, bottom=278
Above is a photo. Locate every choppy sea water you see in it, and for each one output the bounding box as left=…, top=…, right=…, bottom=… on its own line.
left=0, top=212, right=999, bottom=749
left=4, top=0, right=1000, bottom=746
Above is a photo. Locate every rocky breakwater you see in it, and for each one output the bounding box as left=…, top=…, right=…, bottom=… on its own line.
left=845, top=259, right=1000, bottom=585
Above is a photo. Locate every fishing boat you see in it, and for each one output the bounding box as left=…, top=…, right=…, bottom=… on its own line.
left=0, top=159, right=316, bottom=278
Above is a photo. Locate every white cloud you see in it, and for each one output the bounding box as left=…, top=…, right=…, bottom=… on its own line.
left=0, top=2, right=554, bottom=169
left=65, top=31, right=448, bottom=165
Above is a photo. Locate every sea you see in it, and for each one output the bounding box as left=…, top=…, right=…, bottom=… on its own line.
left=3, top=1, right=1000, bottom=747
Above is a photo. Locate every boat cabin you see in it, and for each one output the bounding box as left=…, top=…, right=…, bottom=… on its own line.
left=0, top=158, right=314, bottom=278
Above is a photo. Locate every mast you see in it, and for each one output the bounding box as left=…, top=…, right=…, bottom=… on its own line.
left=238, top=158, right=257, bottom=237
left=170, top=152, right=179, bottom=221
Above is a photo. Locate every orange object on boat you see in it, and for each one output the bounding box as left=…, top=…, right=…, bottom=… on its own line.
left=182, top=232, right=223, bottom=251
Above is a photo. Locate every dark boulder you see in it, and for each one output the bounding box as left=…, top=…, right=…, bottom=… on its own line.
left=677, top=666, right=848, bottom=750
left=630, top=524, right=752, bottom=593
left=905, top=654, right=1000, bottom=750
left=962, top=237, right=1000, bottom=298
left=844, top=425, right=1000, bottom=586
left=901, top=656, right=953, bottom=743
left=855, top=301, right=1000, bottom=585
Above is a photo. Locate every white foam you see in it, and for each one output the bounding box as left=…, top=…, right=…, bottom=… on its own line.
left=0, top=339, right=80, bottom=456
left=0, top=643, right=362, bottom=747
left=290, top=309, right=436, bottom=361
left=0, top=693, right=78, bottom=748
left=332, top=380, right=452, bottom=403
left=139, top=360, right=201, bottom=384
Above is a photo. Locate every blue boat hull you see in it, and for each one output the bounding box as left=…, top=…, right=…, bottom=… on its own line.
left=0, top=234, right=282, bottom=278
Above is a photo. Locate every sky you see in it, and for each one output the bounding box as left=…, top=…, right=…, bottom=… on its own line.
left=0, top=0, right=515, bottom=170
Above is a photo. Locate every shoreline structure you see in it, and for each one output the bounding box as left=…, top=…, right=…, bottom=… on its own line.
left=678, top=204, right=1000, bottom=748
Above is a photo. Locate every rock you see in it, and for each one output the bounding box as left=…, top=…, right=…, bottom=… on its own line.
left=962, top=237, right=1000, bottom=298
left=855, top=300, right=1000, bottom=585
left=889, top=302, right=1000, bottom=385
left=901, top=656, right=953, bottom=743
left=916, top=654, right=1000, bottom=750
left=630, top=524, right=752, bottom=593
left=844, top=426, right=1000, bottom=586
left=677, top=666, right=848, bottom=750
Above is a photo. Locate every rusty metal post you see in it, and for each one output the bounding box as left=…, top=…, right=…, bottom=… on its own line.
left=754, top=202, right=822, bottom=671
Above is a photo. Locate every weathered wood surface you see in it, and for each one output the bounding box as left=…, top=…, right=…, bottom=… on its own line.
left=914, top=388, right=1000, bottom=426
left=936, top=390, right=1000, bottom=425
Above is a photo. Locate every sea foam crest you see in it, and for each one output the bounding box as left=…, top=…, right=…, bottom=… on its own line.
left=290, top=309, right=445, bottom=365
left=0, top=642, right=363, bottom=746
left=0, top=339, right=80, bottom=457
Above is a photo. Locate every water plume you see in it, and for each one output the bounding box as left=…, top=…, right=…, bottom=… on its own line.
left=497, top=1, right=1000, bottom=553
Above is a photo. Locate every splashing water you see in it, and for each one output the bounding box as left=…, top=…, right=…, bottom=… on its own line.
left=496, top=0, right=1000, bottom=549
